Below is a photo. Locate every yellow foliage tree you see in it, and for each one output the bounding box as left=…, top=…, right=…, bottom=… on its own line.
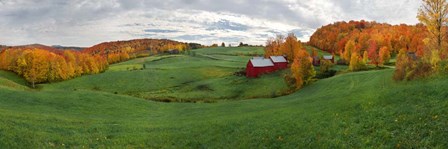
left=417, top=0, right=448, bottom=70
left=417, top=0, right=448, bottom=51
left=362, top=50, right=369, bottom=64
left=349, top=52, right=367, bottom=71
left=343, top=40, right=356, bottom=63
left=22, top=49, right=50, bottom=88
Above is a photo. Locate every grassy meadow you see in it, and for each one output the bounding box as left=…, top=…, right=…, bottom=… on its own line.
left=0, top=47, right=447, bottom=148
left=42, top=47, right=289, bottom=102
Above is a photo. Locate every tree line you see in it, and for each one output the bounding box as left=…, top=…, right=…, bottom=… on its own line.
left=0, top=49, right=107, bottom=88
left=309, top=0, right=448, bottom=81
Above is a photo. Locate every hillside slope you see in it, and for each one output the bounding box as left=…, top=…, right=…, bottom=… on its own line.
left=1, top=68, right=447, bottom=148
left=41, top=47, right=289, bottom=102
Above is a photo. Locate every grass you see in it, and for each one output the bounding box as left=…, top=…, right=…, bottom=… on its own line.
left=0, top=47, right=447, bottom=148
left=40, top=47, right=289, bottom=102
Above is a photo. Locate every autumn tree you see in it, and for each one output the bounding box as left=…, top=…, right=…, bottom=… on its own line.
left=393, top=49, right=410, bottom=81
left=290, top=59, right=303, bottom=89
left=265, top=38, right=278, bottom=57
left=417, top=0, right=448, bottom=71
left=349, top=52, right=367, bottom=71
left=221, top=42, right=226, bottom=47
left=20, top=50, right=50, bottom=88
left=393, top=0, right=448, bottom=80
left=320, top=59, right=334, bottom=73
left=343, top=40, right=356, bottom=63
left=418, top=0, right=448, bottom=52
left=379, top=46, right=391, bottom=66
left=290, top=49, right=316, bottom=89
left=362, top=50, right=369, bottom=64
left=367, top=40, right=380, bottom=67
left=281, top=33, right=302, bottom=61
left=273, top=35, right=285, bottom=56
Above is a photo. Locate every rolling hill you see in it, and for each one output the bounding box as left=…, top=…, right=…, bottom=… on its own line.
left=0, top=47, right=447, bottom=148
left=42, top=46, right=289, bottom=102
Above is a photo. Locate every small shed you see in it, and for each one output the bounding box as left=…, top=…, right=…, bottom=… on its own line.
left=407, top=52, right=418, bottom=60
left=269, top=56, right=288, bottom=69
left=323, top=55, right=334, bottom=63
left=246, top=57, right=275, bottom=78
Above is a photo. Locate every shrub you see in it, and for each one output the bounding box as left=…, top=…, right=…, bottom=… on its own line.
left=320, top=59, right=334, bottom=73
left=315, top=70, right=337, bottom=79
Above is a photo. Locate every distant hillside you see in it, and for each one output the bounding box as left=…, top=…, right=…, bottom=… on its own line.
left=83, top=38, right=190, bottom=56
left=52, top=45, right=85, bottom=51
left=2, top=44, right=65, bottom=55
left=309, top=20, right=426, bottom=56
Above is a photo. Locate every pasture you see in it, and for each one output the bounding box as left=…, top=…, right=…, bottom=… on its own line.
left=0, top=47, right=446, bottom=148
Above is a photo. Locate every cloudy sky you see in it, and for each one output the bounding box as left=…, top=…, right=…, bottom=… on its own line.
left=0, top=0, right=421, bottom=47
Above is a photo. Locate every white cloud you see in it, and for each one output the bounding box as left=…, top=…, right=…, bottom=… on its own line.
left=0, top=0, right=422, bottom=46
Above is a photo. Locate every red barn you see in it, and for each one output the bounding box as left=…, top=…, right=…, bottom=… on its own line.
left=246, top=57, right=275, bottom=78
left=269, top=56, right=288, bottom=69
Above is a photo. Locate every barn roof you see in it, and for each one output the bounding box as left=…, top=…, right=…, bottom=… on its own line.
left=269, top=56, right=288, bottom=63
left=250, top=58, right=274, bottom=67
left=323, top=55, right=333, bottom=60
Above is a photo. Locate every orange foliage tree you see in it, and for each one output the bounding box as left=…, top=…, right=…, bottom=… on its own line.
left=266, top=33, right=315, bottom=89
left=367, top=40, right=380, bottom=67
left=290, top=47, right=315, bottom=89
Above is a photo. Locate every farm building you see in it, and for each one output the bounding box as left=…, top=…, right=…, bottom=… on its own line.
left=246, top=57, right=276, bottom=78
left=313, top=55, right=335, bottom=66
left=270, top=56, right=288, bottom=69
left=323, top=55, right=334, bottom=63
left=407, top=52, right=418, bottom=60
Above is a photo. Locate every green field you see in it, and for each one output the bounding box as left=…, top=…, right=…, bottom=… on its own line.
left=42, top=47, right=289, bottom=102
left=0, top=47, right=447, bottom=148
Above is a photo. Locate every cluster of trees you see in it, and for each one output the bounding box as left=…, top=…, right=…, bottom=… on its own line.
left=309, top=20, right=426, bottom=71
left=0, top=39, right=190, bottom=87
left=265, top=33, right=315, bottom=89
left=310, top=0, right=448, bottom=80
left=84, top=39, right=189, bottom=57
left=394, top=0, right=448, bottom=80
left=188, top=43, right=203, bottom=49
left=310, top=21, right=426, bottom=56
left=83, top=39, right=190, bottom=64
left=0, top=48, right=107, bottom=88
left=265, top=34, right=301, bottom=61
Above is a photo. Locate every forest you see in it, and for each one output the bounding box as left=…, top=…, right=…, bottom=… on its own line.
left=308, top=15, right=448, bottom=81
